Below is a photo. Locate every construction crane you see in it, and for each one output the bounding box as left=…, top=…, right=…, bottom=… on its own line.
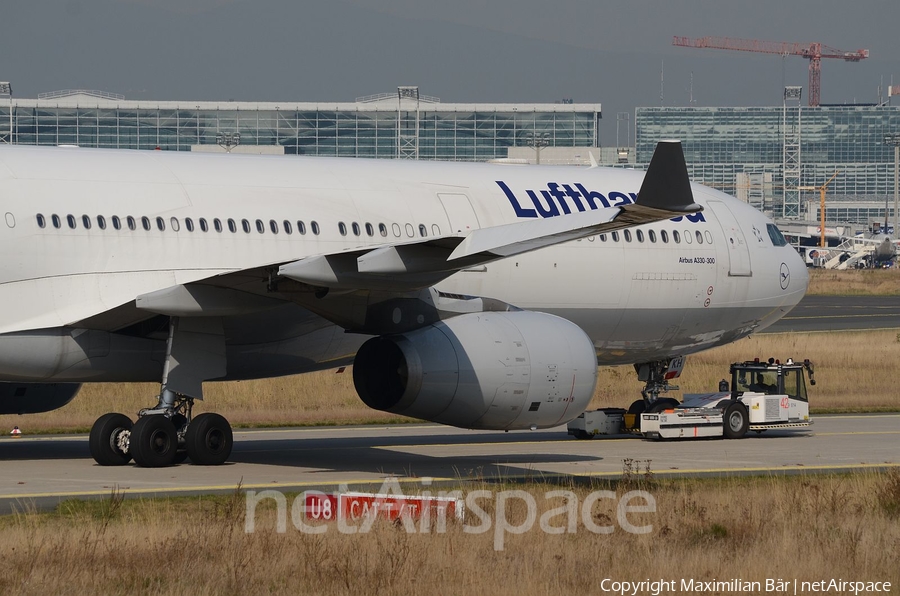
left=800, top=171, right=840, bottom=247
left=672, top=36, right=869, bottom=107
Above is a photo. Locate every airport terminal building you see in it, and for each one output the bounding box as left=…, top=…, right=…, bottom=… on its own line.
left=2, top=85, right=899, bottom=226
left=636, top=105, right=900, bottom=224
left=0, top=87, right=601, bottom=162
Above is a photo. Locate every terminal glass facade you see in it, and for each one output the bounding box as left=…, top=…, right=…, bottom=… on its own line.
left=636, top=106, right=900, bottom=220
left=0, top=91, right=600, bottom=162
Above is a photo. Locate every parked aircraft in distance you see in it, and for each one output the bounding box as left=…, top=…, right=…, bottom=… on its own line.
left=0, top=141, right=807, bottom=467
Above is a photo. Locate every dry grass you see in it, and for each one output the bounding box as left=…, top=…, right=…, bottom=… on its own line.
left=591, top=328, right=900, bottom=413
left=807, top=268, right=900, bottom=295
left=1, top=329, right=898, bottom=435
left=0, top=471, right=898, bottom=595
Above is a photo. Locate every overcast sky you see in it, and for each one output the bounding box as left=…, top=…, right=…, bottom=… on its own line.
left=3, top=0, right=898, bottom=144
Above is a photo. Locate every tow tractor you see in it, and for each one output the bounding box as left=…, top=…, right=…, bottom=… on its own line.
left=568, top=358, right=815, bottom=440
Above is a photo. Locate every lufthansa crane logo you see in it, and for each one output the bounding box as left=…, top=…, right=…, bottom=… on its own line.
left=780, top=263, right=790, bottom=290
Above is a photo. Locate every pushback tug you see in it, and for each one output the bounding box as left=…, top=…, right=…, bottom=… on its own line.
left=568, top=358, right=816, bottom=440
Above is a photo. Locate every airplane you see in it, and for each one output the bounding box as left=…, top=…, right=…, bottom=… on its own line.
left=0, top=141, right=808, bottom=468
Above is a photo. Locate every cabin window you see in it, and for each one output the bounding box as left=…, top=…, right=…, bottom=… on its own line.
left=199, top=218, right=208, bottom=232
left=365, top=223, right=374, bottom=236
left=311, top=221, right=320, bottom=235
left=283, top=220, right=292, bottom=234
left=112, top=216, right=122, bottom=230
left=649, top=230, right=657, bottom=243
left=52, top=214, right=61, bottom=228
left=352, top=222, right=360, bottom=236
left=599, top=233, right=607, bottom=242
left=636, top=229, right=644, bottom=242
left=684, top=230, right=692, bottom=244
left=241, top=219, right=251, bottom=234
left=269, top=220, right=278, bottom=234
left=127, top=216, right=137, bottom=230
left=227, top=219, right=237, bottom=233
left=673, top=230, right=680, bottom=244
left=705, top=231, right=714, bottom=244
left=405, top=224, right=414, bottom=237
left=379, top=223, right=388, bottom=237
left=214, top=219, right=223, bottom=233
left=156, top=217, right=166, bottom=231
left=80, top=215, right=91, bottom=229
left=418, top=224, right=427, bottom=237
left=97, top=215, right=106, bottom=230
left=432, top=224, right=440, bottom=236
left=141, top=217, right=151, bottom=230
left=185, top=218, right=194, bottom=232
left=660, top=230, right=668, bottom=243
left=624, top=230, right=632, bottom=242
left=170, top=218, right=180, bottom=232
left=338, top=222, right=347, bottom=236
left=36, top=214, right=46, bottom=228
left=297, top=221, right=306, bottom=235
left=695, top=230, right=703, bottom=244
left=392, top=223, right=401, bottom=237
left=256, top=219, right=265, bottom=234
left=611, top=231, right=619, bottom=242
left=67, top=214, right=77, bottom=229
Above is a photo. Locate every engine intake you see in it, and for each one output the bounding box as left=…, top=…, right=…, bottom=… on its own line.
left=353, top=311, right=597, bottom=430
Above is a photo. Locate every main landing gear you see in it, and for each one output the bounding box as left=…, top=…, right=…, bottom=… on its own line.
left=88, top=315, right=233, bottom=468
left=89, top=390, right=233, bottom=467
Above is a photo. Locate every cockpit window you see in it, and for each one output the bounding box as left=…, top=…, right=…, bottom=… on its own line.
left=767, top=223, right=787, bottom=247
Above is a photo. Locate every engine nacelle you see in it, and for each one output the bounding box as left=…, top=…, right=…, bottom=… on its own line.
left=353, top=311, right=597, bottom=430
left=0, top=383, right=81, bottom=414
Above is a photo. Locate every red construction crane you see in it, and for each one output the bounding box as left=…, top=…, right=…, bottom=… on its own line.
left=673, top=36, right=869, bottom=107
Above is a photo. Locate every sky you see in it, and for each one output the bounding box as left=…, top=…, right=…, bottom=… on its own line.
left=2, top=0, right=898, bottom=145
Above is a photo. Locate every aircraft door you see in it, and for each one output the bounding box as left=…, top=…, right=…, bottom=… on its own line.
left=708, top=200, right=752, bottom=276
left=437, top=193, right=480, bottom=236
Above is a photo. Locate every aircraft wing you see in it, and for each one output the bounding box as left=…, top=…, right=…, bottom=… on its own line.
left=279, top=141, right=701, bottom=291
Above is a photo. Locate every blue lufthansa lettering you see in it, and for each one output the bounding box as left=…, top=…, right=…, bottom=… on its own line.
left=496, top=181, right=537, bottom=218
left=574, top=183, right=610, bottom=209
left=561, top=184, right=586, bottom=212
left=608, top=191, right=633, bottom=207
left=531, top=190, right=561, bottom=217
left=546, top=183, right=572, bottom=214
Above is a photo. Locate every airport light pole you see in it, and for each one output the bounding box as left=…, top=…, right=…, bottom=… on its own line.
left=216, top=132, right=241, bottom=153
left=885, top=133, right=900, bottom=236
left=525, top=132, right=550, bottom=165
left=0, top=82, right=11, bottom=144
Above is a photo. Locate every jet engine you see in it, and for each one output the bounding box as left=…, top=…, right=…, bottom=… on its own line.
left=0, top=383, right=82, bottom=415
left=353, top=311, right=598, bottom=430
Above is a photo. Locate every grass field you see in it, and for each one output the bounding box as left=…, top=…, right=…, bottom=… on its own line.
left=1, top=471, right=897, bottom=595
left=807, top=267, right=900, bottom=295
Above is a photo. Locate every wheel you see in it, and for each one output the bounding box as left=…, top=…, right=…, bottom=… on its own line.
left=723, top=401, right=749, bottom=439
left=648, top=398, right=680, bottom=413
left=185, top=413, right=233, bottom=465
left=627, top=400, right=646, bottom=415
left=89, top=413, right=133, bottom=466
left=130, top=415, right=178, bottom=467
left=572, top=429, right=591, bottom=440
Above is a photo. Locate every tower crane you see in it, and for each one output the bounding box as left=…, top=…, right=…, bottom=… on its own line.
left=673, top=36, right=869, bottom=107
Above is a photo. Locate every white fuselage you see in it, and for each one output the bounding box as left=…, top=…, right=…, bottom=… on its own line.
left=0, top=146, right=807, bottom=383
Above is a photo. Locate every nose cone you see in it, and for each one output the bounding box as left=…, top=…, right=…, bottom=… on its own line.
left=786, top=248, right=809, bottom=304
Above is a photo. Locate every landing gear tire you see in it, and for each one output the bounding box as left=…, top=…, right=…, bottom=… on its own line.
left=627, top=400, right=647, bottom=415
left=648, top=398, right=680, bottom=413
left=130, top=415, right=178, bottom=467
left=89, top=413, right=133, bottom=466
left=723, top=402, right=749, bottom=439
left=572, top=429, right=591, bottom=440
left=185, top=413, right=233, bottom=465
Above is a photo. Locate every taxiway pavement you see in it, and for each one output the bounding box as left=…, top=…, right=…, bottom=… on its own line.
left=0, top=414, right=896, bottom=512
